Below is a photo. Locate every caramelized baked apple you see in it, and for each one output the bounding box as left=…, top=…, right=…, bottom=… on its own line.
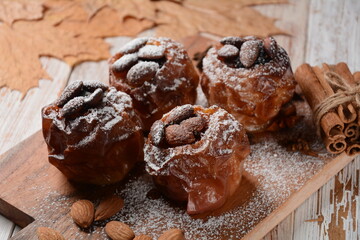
left=201, top=36, right=296, bottom=132
left=144, top=104, right=250, bottom=214
left=109, top=37, right=199, bottom=131
left=42, top=81, right=144, bottom=185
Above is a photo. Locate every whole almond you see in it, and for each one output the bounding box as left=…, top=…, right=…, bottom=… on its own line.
left=263, top=36, right=278, bottom=59
left=37, top=227, right=65, bottom=240
left=165, top=124, right=195, bottom=147
left=105, top=221, right=135, bottom=240
left=70, top=199, right=94, bottom=228
left=217, top=44, right=239, bottom=58
left=134, top=235, right=152, bottom=240
left=239, top=40, right=261, bottom=68
left=95, top=195, right=124, bottom=221
left=158, top=228, right=185, bottom=240
left=164, top=105, right=194, bottom=125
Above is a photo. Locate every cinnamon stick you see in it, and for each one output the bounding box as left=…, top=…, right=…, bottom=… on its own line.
left=344, top=123, right=359, bottom=141
left=330, top=63, right=357, bottom=123
left=295, top=62, right=360, bottom=155
left=325, top=135, right=346, bottom=154
left=354, top=72, right=360, bottom=82
left=346, top=143, right=360, bottom=156
left=295, top=64, right=344, bottom=139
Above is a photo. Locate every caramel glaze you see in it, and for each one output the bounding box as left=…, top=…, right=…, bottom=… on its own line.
left=42, top=83, right=144, bottom=185
left=201, top=36, right=296, bottom=132
left=109, top=38, right=199, bottom=131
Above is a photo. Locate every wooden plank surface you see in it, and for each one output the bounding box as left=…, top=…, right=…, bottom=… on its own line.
left=0, top=0, right=359, bottom=239
left=0, top=113, right=354, bottom=239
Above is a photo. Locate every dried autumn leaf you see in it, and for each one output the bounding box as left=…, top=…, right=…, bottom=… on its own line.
left=0, top=20, right=109, bottom=93
left=0, top=25, right=50, bottom=92
left=53, top=0, right=156, bottom=20
left=0, top=0, right=44, bottom=25
left=53, top=6, right=154, bottom=38
left=154, top=0, right=286, bottom=40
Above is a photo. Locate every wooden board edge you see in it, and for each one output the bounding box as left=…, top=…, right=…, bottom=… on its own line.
left=242, top=152, right=355, bottom=240
left=0, top=198, right=34, bottom=229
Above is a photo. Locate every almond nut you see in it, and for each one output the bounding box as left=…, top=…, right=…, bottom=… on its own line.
left=239, top=40, right=261, bottom=68
left=217, top=44, right=239, bottom=58
left=70, top=199, right=94, bottom=228
left=219, top=36, right=244, bottom=48
left=105, top=221, right=135, bottom=240
left=164, top=105, right=194, bottom=125
left=95, top=195, right=124, bottom=221
left=165, top=124, right=195, bottom=147
left=263, top=36, right=278, bottom=59
left=158, top=228, right=185, bottom=240
left=134, top=235, right=152, bottom=240
left=180, top=116, right=207, bottom=133
left=37, top=227, right=65, bottom=240
left=150, top=120, right=165, bottom=147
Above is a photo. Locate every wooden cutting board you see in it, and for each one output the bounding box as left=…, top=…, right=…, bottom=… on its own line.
left=0, top=99, right=355, bottom=239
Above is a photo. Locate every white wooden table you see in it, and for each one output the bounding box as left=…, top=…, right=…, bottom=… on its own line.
left=0, top=0, right=359, bottom=239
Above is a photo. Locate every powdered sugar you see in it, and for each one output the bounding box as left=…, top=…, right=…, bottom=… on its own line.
left=110, top=102, right=331, bottom=239
left=33, top=102, right=334, bottom=239
left=111, top=126, right=328, bottom=239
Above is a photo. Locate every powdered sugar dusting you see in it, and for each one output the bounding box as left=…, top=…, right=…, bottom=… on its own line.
left=110, top=128, right=329, bottom=239
left=109, top=102, right=331, bottom=239
left=29, top=102, right=333, bottom=239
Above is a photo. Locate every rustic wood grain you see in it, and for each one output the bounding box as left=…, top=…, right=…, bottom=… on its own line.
left=291, top=0, right=360, bottom=239
left=0, top=0, right=359, bottom=239
left=0, top=216, right=13, bottom=240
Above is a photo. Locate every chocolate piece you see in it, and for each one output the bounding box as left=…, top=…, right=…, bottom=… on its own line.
left=56, top=81, right=83, bottom=107
left=263, top=37, right=278, bottom=59
left=127, top=62, right=159, bottom=86
left=84, top=88, right=103, bottom=107
left=164, top=105, right=194, bottom=125
left=217, top=44, right=239, bottom=58
left=239, top=40, right=261, bottom=68
left=219, top=36, right=244, bottom=48
left=150, top=120, right=165, bottom=147
left=112, top=53, right=138, bottom=72
left=119, top=37, right=148, bottom=54
left=165, top=124, right=195, bottom=147
left=138, top=45, right=165, bottom=60
left=83, top=81, right=108, bottom=92
left=60, top=96, right=85, bottom=117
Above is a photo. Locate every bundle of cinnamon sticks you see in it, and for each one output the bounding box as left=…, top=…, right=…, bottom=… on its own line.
left=295, top=62, right=360, bottom=156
